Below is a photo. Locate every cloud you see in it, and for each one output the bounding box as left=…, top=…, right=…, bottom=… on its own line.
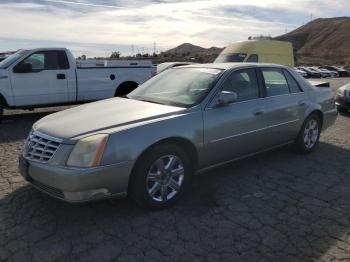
left=0, top=0, right=348, bottom=56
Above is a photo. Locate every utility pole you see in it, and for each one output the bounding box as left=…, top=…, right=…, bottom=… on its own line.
left=131, top=45, right=134, bottom=57
left=153, top=42, right=157, bottom=55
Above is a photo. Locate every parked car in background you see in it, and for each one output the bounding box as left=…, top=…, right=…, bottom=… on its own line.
left=335, top=83, right=350, bottom=113
left=318, top=67, right=338, bottom=78
left=294, top=67, right=308, bottom=78
left=299, top=67, right=321, bottom=78
left=311, top=67, right=330, bottom=78
left=321, top=66, right=349, bottom=77
left=157, top=62, right=196, bottom=74
left=214, top=40, right=294, bottom=67
left=19, top=63, right=337, bottom=209
left=0, top=48, right=155, bottom=120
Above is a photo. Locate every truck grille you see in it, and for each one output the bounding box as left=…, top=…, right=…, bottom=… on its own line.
left=23, top=131, right=62, bottom=162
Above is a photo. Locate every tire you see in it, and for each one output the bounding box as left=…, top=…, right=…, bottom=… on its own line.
left=0, top=104, right=3, bottom=124
left=130, top=144, right=192, bottom=209
left=295, top=114, right=321, bottom=154
left=337, top=106, right=348, bottom=114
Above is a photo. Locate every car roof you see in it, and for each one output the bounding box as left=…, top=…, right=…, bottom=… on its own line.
left=177, top=62, right=288, bottom=70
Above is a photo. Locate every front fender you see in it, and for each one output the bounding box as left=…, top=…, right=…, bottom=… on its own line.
left=101, top=109, right=203, bottom=166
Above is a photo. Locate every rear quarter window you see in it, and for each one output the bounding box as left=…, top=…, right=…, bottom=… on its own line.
left=283, top=70, right=303, bottom=93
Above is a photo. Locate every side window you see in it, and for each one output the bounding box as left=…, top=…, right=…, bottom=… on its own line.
left=246, top=54, right=258, bottom=63
left=23, top=53, right=45, bottom=71
left=16, top=51, right=69, bottom=72
left=222, top=68, right=260, bottom=102
left=283, top=70, right=303, bottom=93
left=261, top=68, right=290, bottom=97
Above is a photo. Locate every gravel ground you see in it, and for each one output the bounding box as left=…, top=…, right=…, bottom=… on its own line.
left=1, top=78, right=350, bottom=262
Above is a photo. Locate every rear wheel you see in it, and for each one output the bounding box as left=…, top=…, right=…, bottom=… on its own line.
left=295, top=114, right=321, bottom=153
left=115, top=82, right=138, bottom=97
left=130, top=144, right=192, bottom=209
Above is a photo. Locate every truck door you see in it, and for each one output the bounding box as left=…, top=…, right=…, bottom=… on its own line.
left=11, top=50, right=70, bottom=106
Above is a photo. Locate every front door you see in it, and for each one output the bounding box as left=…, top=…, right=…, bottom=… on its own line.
left=11, top=51, right=69, bottom=106
left=202, top=68, right=267, bottom=166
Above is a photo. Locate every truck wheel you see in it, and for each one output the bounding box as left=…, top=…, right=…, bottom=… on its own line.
left=295, top=114, right=321, bottom=154
left=115, top=82, right=139, bottom=97
left=0, top=104, right=3, bottom=124
left=130, top=144, right=192, bottom=209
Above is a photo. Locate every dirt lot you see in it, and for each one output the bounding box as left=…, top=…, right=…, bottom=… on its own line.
left=1, top=78, right=350, bottom=262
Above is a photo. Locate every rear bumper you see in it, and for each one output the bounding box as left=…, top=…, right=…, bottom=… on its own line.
left=19, top=155, right=134, bottom=202
left=322, top=108, right=338, bottom=131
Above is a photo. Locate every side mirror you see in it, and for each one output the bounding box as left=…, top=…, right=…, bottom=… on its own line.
left=216, top=91, right=238, bottom=106
left=13, top=63, right=32, bottom=73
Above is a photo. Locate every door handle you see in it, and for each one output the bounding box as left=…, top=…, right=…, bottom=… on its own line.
left=253, top=109, right=264, bottom=116
left=57, top=74, right=66, bottom=80
left=298, top=101, right=306, bottom=106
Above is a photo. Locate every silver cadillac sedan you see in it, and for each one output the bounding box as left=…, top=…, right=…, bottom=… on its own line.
left=19, top=63, right=337, bottom=209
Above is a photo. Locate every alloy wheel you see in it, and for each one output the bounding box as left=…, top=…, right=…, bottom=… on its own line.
left=146, top=155, right=185, bottom=202
left=303, top=119, right=319, bottom=149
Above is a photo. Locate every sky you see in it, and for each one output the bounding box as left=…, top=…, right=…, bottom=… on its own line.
left=0, top=0, right=349, bottom=57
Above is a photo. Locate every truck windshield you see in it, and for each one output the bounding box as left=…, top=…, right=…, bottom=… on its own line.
left=0, top=50, right=29, bottom=69
left=214, top=53, right=247, bottom=63
left=128, top=67, right=223, bottom=108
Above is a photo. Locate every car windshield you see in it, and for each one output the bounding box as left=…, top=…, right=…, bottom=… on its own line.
left=0, top=50, right=29, bottom=69
left=128, top=67, right=223, bottom=107
left=214, top=53, right=247, bottom=63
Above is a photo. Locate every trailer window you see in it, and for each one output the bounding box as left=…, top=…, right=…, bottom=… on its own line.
left=214, top=53, right=247, bottom=63
left=246, top=54, right=258, bottom=63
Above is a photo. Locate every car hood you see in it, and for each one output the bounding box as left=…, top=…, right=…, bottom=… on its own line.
left=34, top=97, right=186, bottom=141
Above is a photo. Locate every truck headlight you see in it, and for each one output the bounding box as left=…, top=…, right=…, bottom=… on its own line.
left=67, top=134, right=109, bottom=167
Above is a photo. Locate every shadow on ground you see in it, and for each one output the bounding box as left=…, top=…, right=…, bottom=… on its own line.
left=1, top=141, right=350, bottom=261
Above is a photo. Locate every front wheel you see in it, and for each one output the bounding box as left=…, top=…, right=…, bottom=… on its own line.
left=295, top=114, right=321, bottom=153
left=129, top=144, right=192, bottom=209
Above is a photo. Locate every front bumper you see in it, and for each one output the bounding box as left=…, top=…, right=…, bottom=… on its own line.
left=19, top=156, right=134, bottom=202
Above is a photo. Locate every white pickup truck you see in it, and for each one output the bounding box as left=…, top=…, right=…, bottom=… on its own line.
left=0, top=48, right=155, bottom=120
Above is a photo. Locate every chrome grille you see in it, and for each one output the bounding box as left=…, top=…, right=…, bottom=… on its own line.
left=23, top=131, right=62, bottom=162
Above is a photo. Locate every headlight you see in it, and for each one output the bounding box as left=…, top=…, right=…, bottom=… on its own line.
left=67, top=134, right=109, bottom=167
left=337, top=89, right=345, bottom=97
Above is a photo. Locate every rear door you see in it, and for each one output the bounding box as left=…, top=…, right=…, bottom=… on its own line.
left=11, top=51, right=69, bottom=106
left=202, top=68, right=267, bottom=166
left=259, top=67, right=308, bottom=145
